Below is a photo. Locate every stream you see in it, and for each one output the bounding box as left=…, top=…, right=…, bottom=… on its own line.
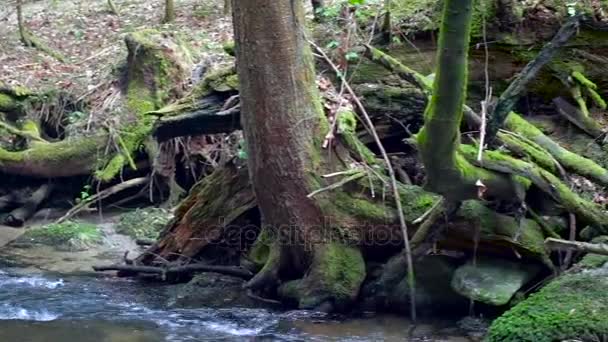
left=0, top=269, right=472, bottom=341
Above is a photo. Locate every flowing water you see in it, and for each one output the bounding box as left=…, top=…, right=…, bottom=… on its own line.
left=0, top=269, right=472, bottom=341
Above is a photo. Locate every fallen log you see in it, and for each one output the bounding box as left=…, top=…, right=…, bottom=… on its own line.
left=92, top=263, right=254, bottom=280
left=4, top=183, right=53, bottom=227
left=545, top=237, right=608, bottom=256
left=153, top=105, right=241, bottom=142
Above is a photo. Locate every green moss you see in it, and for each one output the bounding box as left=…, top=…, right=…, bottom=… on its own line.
left=487, top=265, right=608, bottom=341
left=96, top=29, right=192, bottom=182
left=18, top=221, right=102, bottom=251
left=223, top=41, right=235, bottom=56
left=246, top=228, right=272, bottom=270
left=334, top=192, right=395, bottom=222
left=116, top=207, right=172, bottom=240
left=0, top=93, right=16, bottom=111
left=577, top=236, right=608, bottom=269
left=298, top=242, right=366, bottom=309
left=458, top=201, right=548, bottom=259
left=470, top=0, right=497, bottom=38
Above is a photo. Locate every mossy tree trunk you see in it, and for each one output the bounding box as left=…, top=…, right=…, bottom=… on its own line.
left=417, top=0, right=517, bottom=202
left=232, top=0, right=366, bottom=310
left=163, top=0, right=176, bottom=23
left=16, top=0, right=29, bottom=46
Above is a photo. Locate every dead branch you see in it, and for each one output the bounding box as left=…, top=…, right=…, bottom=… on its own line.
left=92, top=263, right=254, bottom=280
left=487, top=16, right=581, bottom=139
left=545, top=237, right=608, bottom=257
left=57, top=177, right=149, bottom=223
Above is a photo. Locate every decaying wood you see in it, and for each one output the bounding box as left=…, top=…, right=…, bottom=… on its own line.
left=4, top=183, right=53, bottom=227
left=137, top=165, right=256, bottom=265
left=93, top=263, right=254, bottom=279
left=153, top=105, right=241, bottom=142
left=487, top=16, right=581, bottom=139
left=545, top=237, right=608, bottom=257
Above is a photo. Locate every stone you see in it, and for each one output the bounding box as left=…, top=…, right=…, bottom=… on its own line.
left=451, top=257, right=541, bottom=306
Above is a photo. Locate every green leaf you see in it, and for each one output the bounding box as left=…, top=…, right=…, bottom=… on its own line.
left=326, top=40, right=340, bottom=50
left=345, top=51, right=359, bottom=61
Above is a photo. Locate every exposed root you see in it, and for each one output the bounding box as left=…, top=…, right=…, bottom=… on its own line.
left=460, top=145, right=608, bottom=236
left=92, top=263, right=253, bottom=280
left=244, top=242, right=283, bottom=292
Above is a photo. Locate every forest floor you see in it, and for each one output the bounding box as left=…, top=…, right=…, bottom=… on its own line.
left=0, top=0, right=234, bottom=101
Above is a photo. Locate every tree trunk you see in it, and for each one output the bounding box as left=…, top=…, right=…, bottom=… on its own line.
left=163, top=0, right=175, bottom=23
left=417, top=0, right=517, bottom=202
left=107, top=0, right=119, bottom=15
left=16, top=0, right=29, bottom=46
left=233, top=0, right=365, bottom=310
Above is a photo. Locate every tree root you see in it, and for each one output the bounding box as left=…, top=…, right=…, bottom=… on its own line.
left=244, top=241, right=283, bottom=292
left=92, top=263, right=254, bottom=280
left=21, top=29, right=67, bottom=63
left=460, top=145, right=608, bottom=236
left=503, top=112, right=608, bottom=187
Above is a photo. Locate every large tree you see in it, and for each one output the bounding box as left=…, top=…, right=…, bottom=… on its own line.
left=232, top=0, right=368, bottom=310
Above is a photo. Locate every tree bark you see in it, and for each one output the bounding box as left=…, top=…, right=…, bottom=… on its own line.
left=163, top=0, right=175, bottom=23
left=233, top=0, right=366, bottom=310
left=233, top=0, right=327, bottom=277
left=416, top=0, right=518, bottom=202
left=16, top=0, right=29, bottom=46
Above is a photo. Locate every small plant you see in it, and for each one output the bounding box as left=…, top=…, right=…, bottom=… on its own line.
left=116, top=208, right=172, bottom=240
left=76, top=184, right=92, bottom=203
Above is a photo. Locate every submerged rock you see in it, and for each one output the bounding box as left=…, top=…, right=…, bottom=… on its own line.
left=487, top=240, right=608, bottom=341
left=168, top=272, right=258, bottom=309
left=451, top=257, right=541, bottom=306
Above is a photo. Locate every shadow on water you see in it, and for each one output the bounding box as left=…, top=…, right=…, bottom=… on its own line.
left=0, top=270, right=471, bottom=341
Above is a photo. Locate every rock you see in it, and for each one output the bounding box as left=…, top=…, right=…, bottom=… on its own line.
left=487, top=244, right=608, bottom=341
left=168, top=272, right=258, bottom=309
left=361, top=254, right=468, bottom=316
left=0, top=214, right=140, bottom=275
left=451, top=257, right=541, bottom=306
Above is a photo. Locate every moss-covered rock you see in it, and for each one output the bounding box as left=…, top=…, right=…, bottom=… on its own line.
left=115, top=207, right=172, bottom=240
left=487, top=254, right=608, bottom=341
left=451, top=257, right=541, bottom=306
left=0, top=93, right=17, bottom=112
left=15, top=221, right=102, bottom=251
